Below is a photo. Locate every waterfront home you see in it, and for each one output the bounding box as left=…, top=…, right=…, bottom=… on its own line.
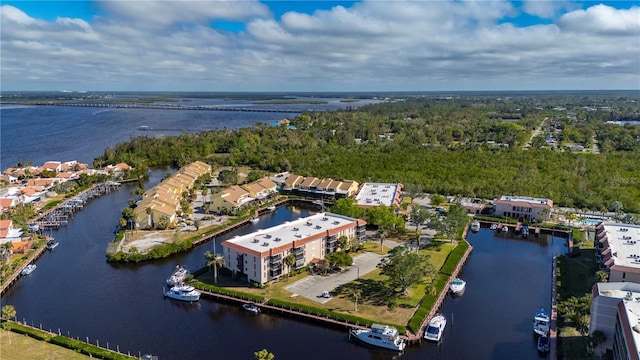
left=242, top=177, right=278, bottom=201
left=0, top=198, right=16, bottom=213
left=134, top=161, right=211, bottom=229
left=0, top=220, right=23, bottom=244
left=42, top=161, right=63, bottom=172
left=281, top=173, right=359, bottom=199
left=355, top=182, right=403, bottom=209
left=595, top=222, right=640, bottom=283
left=221, top=212, right=366, bottom=285
left=209, top=185, right=251, bottom=214
left=493, top=195, right=553, bottom=222
left=589, top=282, right=640, bottom=358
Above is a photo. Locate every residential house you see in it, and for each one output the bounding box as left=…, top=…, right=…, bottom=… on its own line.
left=493, top=195, right=553, bottom=222
left=0, top=219, right=23, bottom=245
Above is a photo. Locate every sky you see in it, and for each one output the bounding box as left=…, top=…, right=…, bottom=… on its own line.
left=1, top=0, right=639, bottom=92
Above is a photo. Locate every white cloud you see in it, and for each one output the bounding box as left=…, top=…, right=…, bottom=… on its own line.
left=558, top=4, right=640, bottom=35
left=0, top=1, right=638, bottom=91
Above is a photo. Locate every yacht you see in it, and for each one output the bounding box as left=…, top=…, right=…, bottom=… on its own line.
left=46, top=239, right=59, bottom=250
left=166, top=265, right=189, bottom=287
left=450, top=278, right=466, bottom=295
left=351, top=324, right=406, bottom=351
left=424, top=314, right=446, bottom=342
left=250, top=217, right=259, bottom=224
left=164, top=283, right=201, bottom=302
left=242, top=303, right=260, bottom=314
left=490, top=223, right=498, bottom=231
left=533, top=308, right=550, bottom=336
left=266, top=205, right=276, bottom=212
left=470, top=220, right=480, bottom=232
left=537, top=335, right=550, bottom=354
left=21, top=264, right=37, bottom=275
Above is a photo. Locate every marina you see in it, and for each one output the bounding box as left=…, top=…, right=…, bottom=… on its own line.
left=0, top=170, right=570, bottom=359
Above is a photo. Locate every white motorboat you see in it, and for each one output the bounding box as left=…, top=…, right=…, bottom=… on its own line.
left=21, top=264, right=37, bottom=275
left=164, top=283, right=201, bottom=302
left=450, top=278, right=466, bottom=295
left=533, top=308, right=550, bottom=336
left=470, top=220, right=480, bottom=232
left=350, top=324, right=406, bottom=351
left=166, top=265, right=189, bottom=286
left=501, top=224, right=509, bottom=233
left=242, top=303, right=260, bottom=314
left=490, top=223, right=498, bottom=231
left=424, top=314, right=446, bottom=342
left=250, top=217, right=259, bottom=223
left=266, top=205, right=276, bottom=211
left=521, top=225, right=529, bottom=237
left=537, top=335, right=549, bottom=354
left=46, top=240, right=59, bottom=250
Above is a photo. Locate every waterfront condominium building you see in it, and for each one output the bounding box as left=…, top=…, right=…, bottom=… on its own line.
left=354, top=182, right=403, bottom=209
left=221, top=212, right=366, bottom=285
left=493, top=195, right=553, bottom=222
left=589, top=282, right=640, bottom=359
left=595, top=222, right=640, bottom=283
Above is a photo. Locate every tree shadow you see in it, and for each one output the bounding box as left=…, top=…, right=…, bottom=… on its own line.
left=334, top=278, right=396, bottom=306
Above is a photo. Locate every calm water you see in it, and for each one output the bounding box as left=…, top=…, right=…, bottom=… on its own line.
left=0, top=97, right=379, bottom=170
left=1, top=104, right=568, bottom=359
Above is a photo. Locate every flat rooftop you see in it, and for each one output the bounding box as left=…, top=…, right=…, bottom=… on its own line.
left=598, top=283, right=640, bottom=356
left=602, top=223, right=640, bottom=268
left=355, top=182, right=399, bottom=207
left=223, top=212, right=359, bottom=253
left=498, top=195, right=550, bottom=205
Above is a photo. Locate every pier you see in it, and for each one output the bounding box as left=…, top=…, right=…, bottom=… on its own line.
left=29, top=182, right=121, bottom=230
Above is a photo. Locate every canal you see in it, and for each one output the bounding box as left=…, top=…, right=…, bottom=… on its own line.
left=2, top=173, right=569, bottom=359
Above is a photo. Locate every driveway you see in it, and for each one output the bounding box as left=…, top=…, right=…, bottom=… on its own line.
left=284, top=252, right=386, bottom=303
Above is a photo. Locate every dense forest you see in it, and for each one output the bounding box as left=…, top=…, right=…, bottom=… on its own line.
left=93, top=94, right=640, bottom=213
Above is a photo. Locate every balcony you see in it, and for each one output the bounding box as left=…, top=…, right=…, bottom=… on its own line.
left=270, top=262, right=282, bottom=270
left=270, top=269, right=282, bottom=277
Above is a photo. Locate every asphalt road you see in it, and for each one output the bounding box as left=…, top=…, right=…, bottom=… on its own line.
left=284, top=251, right=388, bottom=304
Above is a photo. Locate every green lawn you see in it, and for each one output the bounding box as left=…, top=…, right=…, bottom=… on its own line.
left=196, top=240, right=456, bottom=327
left=0, top=329, right=90, bottom=360
left=556, top=249, right=601, bottom=359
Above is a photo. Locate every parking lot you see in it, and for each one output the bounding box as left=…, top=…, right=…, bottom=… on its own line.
left=284, top=252, right=387, bottom=303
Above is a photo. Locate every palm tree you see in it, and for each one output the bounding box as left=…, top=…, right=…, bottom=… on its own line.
left=1, top=304, right=16, bottom=320
left=284, top=254, right=296, bottom=277
left=1, top=305, right=16, bottom=345
left=254, top=349, right=275, bottom=360
left=348, top=287, right=362, bottom=311
left=205, top=251, right=224, bottom=284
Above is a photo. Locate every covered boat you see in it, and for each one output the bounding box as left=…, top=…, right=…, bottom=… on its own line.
left=424, top=314, right=446, bottom=342
left=242, top=303, right=260, bottom=314
left=166, top=265, right=189, bottom=286
left=450, top=278, right=466, bottom=295
left=164, top=283, right=201, bottom=302
left=21, top=264, right=37, bottom=275
left=533, top=308, right=550, bottom=336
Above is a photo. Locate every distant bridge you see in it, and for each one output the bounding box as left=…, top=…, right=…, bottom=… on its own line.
left=33, top=102, right=303, bottom=114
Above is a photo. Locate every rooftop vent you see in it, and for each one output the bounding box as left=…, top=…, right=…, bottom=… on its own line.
left=274, top=238, right=281, bottom=242
left=252, top=239, right=259, bottom=243
left=262, top=242, right=269, bottom=246
left=265, top=234, right=272, bottom=239
left=332, top=221, right=340, bottom=225
left=314, top=225, right=321, bottom=229
left=322, top=217, right=328, bottom=221
left=292, top=227, right=299, bottom=231
left=633, top=324, right=640, bottom=334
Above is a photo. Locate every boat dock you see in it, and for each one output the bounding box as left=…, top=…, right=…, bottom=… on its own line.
left=29, top=182, right=121, bottom=230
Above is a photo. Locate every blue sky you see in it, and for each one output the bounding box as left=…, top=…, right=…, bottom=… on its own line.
left=1, top=1, right=639, bottom=91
